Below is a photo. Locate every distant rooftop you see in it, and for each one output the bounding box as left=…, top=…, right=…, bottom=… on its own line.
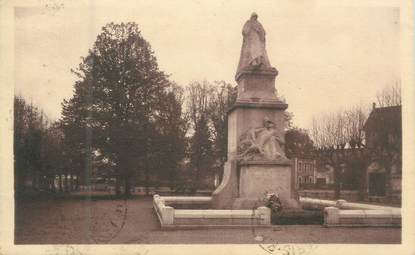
left=363, top=104, right=401, bottom=132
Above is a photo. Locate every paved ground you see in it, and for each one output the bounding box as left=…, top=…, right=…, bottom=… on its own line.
left=14, top=196, right=401, bottom=244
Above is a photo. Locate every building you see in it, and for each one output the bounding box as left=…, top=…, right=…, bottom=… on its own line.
left=363, top=104, right=402, bottom=203
left=293, top=157, right=359, bottom=201
left=293, top=158, right=315, bottom=189
left=293, top=104, right=401, bottom=204
left=314, top=164, right=335, bottom=186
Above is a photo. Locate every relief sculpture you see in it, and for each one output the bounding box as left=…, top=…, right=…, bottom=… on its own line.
left=237, top=117, right=287, bottom=161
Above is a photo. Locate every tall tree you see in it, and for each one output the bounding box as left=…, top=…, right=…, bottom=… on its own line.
left=61, top=76, right=95, bottom=192
left=14, top=96, right=43, bottom=193
left=41, top=122, right=66, bottom=192
left=208, top=81, right=237, bottom=178
left=61, top=22, right=173, bottom=197
left=186, top=81, right=215, bottom=186
left=152, top=84, right=188, bottom=188
left=14, top=96, right=64, bottom=194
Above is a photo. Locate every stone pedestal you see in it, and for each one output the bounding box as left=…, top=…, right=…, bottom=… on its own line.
left=212, top=157, right=301, bottom=210
left=236, top=68, right=279, bottom=102
left=235, top=160, right=299, bottom=208
left=212, top=66, right=301, bottom=212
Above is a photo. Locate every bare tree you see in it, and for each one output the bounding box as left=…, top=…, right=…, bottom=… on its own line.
left=311, top=106, right=368, bottom=149
left=187, top=81, right=213, bottom=130
left=376, top=81, right=401, bottom=107
left=311, top=111, right=345, bottom=149
left=344, top=105, right=368, bottom=148
left=311, top=105, right=369, bottom=198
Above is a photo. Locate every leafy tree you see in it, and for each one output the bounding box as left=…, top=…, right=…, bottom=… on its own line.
left=185, top=80, right=237, bottom=187
left=61, top=22, right=176, bottom=197
left=42, top=122, right=67, bottom=192
left=61, top=81, right=94, bottom=192
left=284, top=127, right=315, bottom=159
left=151, top=84, right=188, bottom=188
left=14, top=96, right=65, bottom=194
left=186, top=81, right=215, bottom=186
left=14, top=96, right=43, bottom=193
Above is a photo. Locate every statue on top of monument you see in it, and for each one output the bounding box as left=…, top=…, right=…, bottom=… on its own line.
left=236, top=12, right=273, bottom=79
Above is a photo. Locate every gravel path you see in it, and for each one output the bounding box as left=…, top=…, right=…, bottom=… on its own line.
left=15, top=197, right=401, bottom=244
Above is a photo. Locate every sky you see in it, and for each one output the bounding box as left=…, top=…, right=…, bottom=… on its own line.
left=14, top=0, right=400, bottom=129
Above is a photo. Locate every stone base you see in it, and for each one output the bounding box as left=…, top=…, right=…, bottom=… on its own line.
left=212, top=159, right=301, bottom=212
left=232, top=197, right=266, bottom=209
left=211, top=160, right=239, bottom=209
left=232, top=160, right=300, bottom=210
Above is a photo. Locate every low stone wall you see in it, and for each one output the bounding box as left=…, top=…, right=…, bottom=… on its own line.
left=153, top=195, right=271, bottom=228
left=300, top=197, right=401, bottom=227
left=300, top=197, right=400, bottom=211
left=174, top=209, right=269, bottom=225
left=300, top=197, right=337, bottom=210
left=324, top=207, right=401, bottom=227
left=162, top=196, right=212, bottom=205
left=78, top=186, right=212, bottom=195
left=298, top=190, right=360, bottom=202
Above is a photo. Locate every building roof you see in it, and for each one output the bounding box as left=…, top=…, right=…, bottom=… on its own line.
left=363, top=105, right=401, bottom=133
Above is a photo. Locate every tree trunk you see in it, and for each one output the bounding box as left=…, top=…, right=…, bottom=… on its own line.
left=15, top=169, right=24, bottom=194
left=33, top=172, right=39, bottom=191
left=145, top=168, right=149, bottom=196
left=68, top=173, right=73, bottom=191
left=115, top=177, right=121, bottom=196
left=75, top=174, right=79, bottom=190
left=195, top=162, right=201, bottom=189
left=144, top=153, right=150, bottom=196
left=50, top=176, right=56, bottom=193
left=384, top=161, right=392, bottom=201
left=64, top=174, right=68, bottom=192
left=334, top=167, right=340, bottom=199
left=358, top=163, right=367, bottom=201
left=58, top=174, right=63, bottom=192
left=124, top=176, right=131, bottom=197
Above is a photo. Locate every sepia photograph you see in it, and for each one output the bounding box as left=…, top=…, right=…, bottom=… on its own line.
left=0, top=0, right=414, bottom=254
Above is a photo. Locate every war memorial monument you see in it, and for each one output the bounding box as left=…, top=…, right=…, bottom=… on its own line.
left=211, top=12, right=300, bottom=211
left=153, top=13, right=302, bottom=227
left=153, top=13, right=401, bottom=228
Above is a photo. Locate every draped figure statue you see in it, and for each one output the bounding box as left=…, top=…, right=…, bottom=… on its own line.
left=236, top=13, right=272, bottom=78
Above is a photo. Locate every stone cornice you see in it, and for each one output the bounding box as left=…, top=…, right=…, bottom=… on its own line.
left=228, top=100, right=288, bottom=114
left=235, top=67, right=278, bottom=82
left=238, top=158, right=292, bottom=166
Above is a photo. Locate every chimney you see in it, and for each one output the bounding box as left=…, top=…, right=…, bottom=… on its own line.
left=372, top=102, right=376, bottom=110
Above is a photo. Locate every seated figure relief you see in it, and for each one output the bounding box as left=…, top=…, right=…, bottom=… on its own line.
left=237, top=117, right=287, bottom=161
